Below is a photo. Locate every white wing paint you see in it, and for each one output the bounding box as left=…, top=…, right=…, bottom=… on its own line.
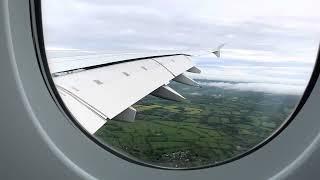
left=49, top=46, right=223, bottom=134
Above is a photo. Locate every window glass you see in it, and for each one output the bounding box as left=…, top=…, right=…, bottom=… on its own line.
left=42, top=0, right=319, bottom=169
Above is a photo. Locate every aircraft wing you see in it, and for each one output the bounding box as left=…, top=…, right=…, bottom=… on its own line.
left=50, top=47, right=222, bottom=134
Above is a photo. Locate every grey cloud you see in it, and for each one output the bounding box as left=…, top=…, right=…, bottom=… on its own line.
left=42, top=0, right=319, bottom=58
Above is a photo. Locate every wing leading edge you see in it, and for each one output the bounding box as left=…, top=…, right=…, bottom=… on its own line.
left=51, top=46, right=222, bottom=134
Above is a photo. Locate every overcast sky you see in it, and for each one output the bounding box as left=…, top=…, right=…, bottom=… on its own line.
left=42, top=0, right=319, bottom=95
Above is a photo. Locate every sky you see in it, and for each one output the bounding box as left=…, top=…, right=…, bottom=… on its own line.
left=42, top=0, right=319, bottom=95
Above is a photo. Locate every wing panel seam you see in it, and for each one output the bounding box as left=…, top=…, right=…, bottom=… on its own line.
left=56, top=85, right=108, bottom=120
left=152, top=58, right=176, bottom=77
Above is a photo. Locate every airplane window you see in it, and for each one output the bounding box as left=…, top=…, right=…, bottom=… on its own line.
left=40, top=0, right=319, bottom=169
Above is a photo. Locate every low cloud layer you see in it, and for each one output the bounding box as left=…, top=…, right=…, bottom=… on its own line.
left=198, top=81, right=305, bottom=95
left=188, top=56, right=313, bottom=95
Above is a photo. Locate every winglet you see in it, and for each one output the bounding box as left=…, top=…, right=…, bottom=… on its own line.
left=211, top=43, right=225, bottom=58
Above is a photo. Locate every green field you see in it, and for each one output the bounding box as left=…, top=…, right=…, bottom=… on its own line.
left=95, top=80, right=299, bottom=168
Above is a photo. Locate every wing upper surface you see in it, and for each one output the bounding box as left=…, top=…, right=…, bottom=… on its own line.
left=54, top=57, right=181, bottom=119
left=53, top=55, right=198, bottom=133
left=50, top=45, right=223, bottom=134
